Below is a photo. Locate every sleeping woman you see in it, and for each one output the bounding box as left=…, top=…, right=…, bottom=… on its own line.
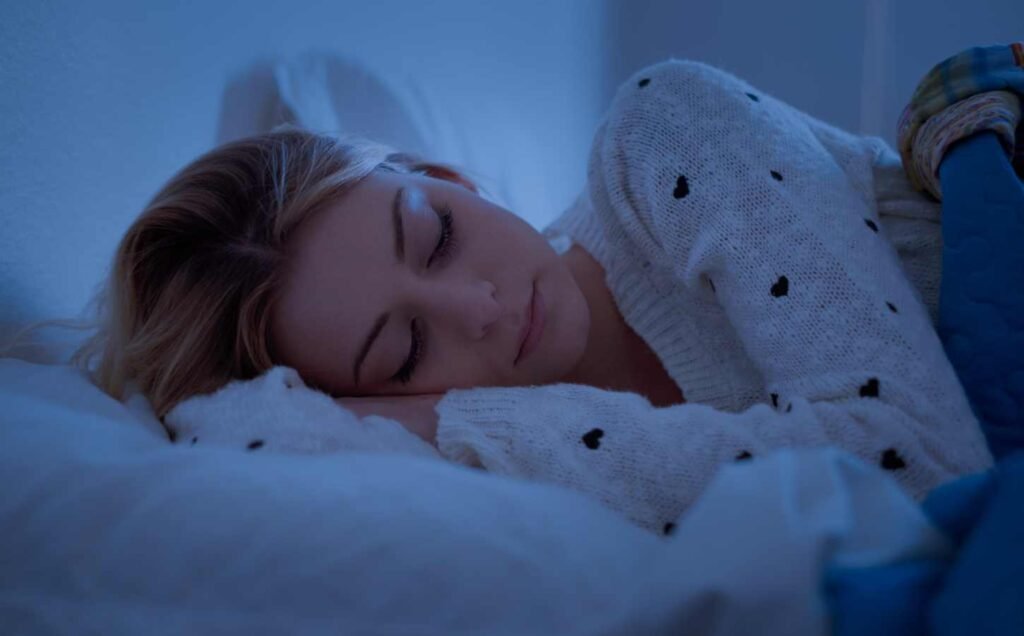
left=58, top=50, right=1022, bottom=533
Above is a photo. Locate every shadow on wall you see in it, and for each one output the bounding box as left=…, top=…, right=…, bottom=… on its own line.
left=598, top=0, right=865, bottom=139
left=214, top=58, right=290, bottom=145
left=214, top=51, right=430, bottom=158
left=598, top=1, right=728, bottom=112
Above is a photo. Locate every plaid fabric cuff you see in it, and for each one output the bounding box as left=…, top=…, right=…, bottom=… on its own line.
left=897, top=42, right=1024, bottom=193
left=910, top=90, right=1021, bottom=200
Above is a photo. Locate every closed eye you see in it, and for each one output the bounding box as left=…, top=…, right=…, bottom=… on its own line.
left=392, top=203, right=458, bottom=385
left=426, top=203, right=457, bottom=268
left=392, top=318, right=423, bottom=385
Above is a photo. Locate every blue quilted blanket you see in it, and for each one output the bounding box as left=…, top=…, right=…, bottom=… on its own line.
left=936, top=131, right=1024, bottom=460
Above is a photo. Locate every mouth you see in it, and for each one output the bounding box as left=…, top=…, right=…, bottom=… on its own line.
left=514, top=281, right=544, bottom=366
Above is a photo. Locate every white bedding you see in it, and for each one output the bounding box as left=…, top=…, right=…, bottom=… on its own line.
left=0, top=358, right=950, bottom=635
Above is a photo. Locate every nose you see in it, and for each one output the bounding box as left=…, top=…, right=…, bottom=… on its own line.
left=420, top=279, right=502, bottom=340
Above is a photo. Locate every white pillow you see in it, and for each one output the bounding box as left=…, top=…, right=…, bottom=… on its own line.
left=0, top=358, right=665, bottom=634
left=0, top=357, right=948, bottom=635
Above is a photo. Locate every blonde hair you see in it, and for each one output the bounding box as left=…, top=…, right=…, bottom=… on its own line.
left=0, top=126, right=485, bottom=421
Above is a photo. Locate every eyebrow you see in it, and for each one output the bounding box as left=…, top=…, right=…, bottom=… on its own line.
left=392, top=186, right=406, bottom=263
left=352, top=186, right=407, bottom=387
left=352, top=186, right=406, bottom=387
left=354, top=313, right=389, bottom=387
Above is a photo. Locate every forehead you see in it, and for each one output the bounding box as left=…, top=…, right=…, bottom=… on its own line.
left=270, top=170, right=404, bottom=391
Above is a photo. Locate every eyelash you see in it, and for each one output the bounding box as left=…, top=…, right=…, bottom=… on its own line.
left=392, top=203, right=457, bottom=385
left=426, top=204, right=457, bottom=268
left=393, top=318, right=424, bottom=385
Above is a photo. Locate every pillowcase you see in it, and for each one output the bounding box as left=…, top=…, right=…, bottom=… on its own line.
left=0, top=358, right=664, bottom=634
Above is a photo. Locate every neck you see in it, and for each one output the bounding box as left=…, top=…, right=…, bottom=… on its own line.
left=558, top=243, right=686, bottom=407
left=558, top=245, right=634, bottom=391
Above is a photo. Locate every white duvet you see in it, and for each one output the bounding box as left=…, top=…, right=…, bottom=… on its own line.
left=0, top=358, right=950, bottom=635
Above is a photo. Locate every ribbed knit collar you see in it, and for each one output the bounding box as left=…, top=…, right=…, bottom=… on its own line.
left=542, top=190, right=755, bottom=413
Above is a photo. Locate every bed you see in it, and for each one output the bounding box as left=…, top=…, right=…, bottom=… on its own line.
left=1, top=53, right=1021, bottom=635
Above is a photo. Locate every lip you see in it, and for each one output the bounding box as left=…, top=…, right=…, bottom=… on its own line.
left=514, top=282, right=545, bottom=366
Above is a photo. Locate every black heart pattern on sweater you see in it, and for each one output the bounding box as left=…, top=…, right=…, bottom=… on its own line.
left=859, top=378, right=880, bottom=398
left=663, top=522, right=676, bottom=535
left=770, top=393, right=779, bottom=408
left=638, top=77, right=651, bottom=88
left=770, top=276, right=789, bottom=297
left=247, top=439, right=265, bottom=450
left=865, top=219, right=879, bottom=233
left=887, top=302, right=899, bottom=313
left=880, top=448, right=907, bottom=470
left=746, top=92, right=760, bottom=102
left=582, top=428, right=604, bottom=450
left=770, top=170, right=783, bottom=181
left=736, top=451, right=753, bottom=461
left=674, top=175, right=689, bottom=199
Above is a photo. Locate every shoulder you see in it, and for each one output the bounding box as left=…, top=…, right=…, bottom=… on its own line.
left=619, top=58, right=743, bottom=93
left=593, top=59, right=767, bottom=173
left=588, top=60, right=758, bottom=216
left=606, top=59, right=756, bottom=124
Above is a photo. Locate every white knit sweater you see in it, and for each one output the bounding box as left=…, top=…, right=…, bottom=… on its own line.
left=433, top=59, right=994, bottom=534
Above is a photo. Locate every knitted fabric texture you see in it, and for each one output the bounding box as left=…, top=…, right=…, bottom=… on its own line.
left=435, top=60, right=994, bottom=534
left=897, top=42, right=1024, bottom=194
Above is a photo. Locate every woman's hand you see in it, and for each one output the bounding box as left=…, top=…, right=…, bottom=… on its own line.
left=335, top=393, right=444, bottom=447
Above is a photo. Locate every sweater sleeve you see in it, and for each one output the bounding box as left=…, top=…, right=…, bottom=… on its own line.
left=435, top=60, right=993, bottom=535
left=592, top=62, right=992, bottom=490
left=769, top=90, right=950, bottom=326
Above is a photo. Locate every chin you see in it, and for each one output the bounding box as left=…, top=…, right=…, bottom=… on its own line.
left=541, top=336, right=588, bottom=385
left=527, top=262, right=589, bottom=385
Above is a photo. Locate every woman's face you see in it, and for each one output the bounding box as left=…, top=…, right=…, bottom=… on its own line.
left=270, top=169, right=591, bottom=397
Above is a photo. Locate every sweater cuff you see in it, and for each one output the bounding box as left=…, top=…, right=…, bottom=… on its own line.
left=434, top=387, right=531, bottom=474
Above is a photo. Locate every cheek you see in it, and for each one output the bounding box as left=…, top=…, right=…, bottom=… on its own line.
left=480, top=208, right=545, bottom=249
left=538, top=263, right=590, bottom=376
left=553, top=269, right=586, bottom=333
left=470, top=223, right=540, bottom=269
left=446, top=358, right=491, bottom=388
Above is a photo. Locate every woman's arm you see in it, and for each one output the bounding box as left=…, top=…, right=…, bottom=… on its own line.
left=428, top=61, right=994, bottom=533
left=337, top=393, right=443, bottom=447
left=600, top=60, right=991, bottom=468
left=434, top=376, right=979, bottom=535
